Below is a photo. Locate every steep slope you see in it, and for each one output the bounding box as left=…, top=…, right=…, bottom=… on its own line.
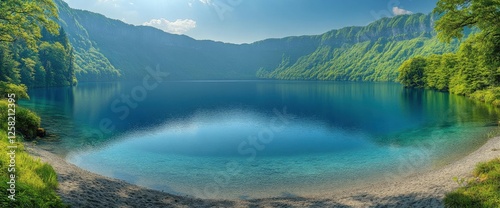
left=55, top=0, right=318, bottom=80
left=55, top=0, right=460, bottom=82
left=55, top=0, right=120, bottom=81
left=259, top=14, right=462, bottom=81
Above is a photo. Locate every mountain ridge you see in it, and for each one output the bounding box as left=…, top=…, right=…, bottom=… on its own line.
left=54, top=0, right=460, bottom=82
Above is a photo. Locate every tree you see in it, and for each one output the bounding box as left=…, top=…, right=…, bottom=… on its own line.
left=0, top=0, right=59, bottom=51
left=38, top=28, right=76, bottom=87
left=430, top=0, right=500, bottom=96
left=434, top=0, right=500, bottom=84
left=397, top=57, right=427, bottom=88
left=434, top=0, right=500, bottom=43
left=19, top=57, right=36, bottom=87
left=0, top=43, right=20, bottom=83
left=0, top=81, right=29, bottom=99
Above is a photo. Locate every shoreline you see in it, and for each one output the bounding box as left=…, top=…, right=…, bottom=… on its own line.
left=25, top=136, right=500, bottom=207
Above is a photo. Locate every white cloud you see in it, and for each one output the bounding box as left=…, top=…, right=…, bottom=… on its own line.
left=392, top=6, right=413, bottom=15
left=143, top=18, right=196, bottom=34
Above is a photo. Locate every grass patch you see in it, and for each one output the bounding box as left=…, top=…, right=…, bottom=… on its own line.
left=0, top=100, right=66, bottom=207
left=444, top=158, right=500, bottom=207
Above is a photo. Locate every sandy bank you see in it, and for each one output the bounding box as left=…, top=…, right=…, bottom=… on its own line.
left=25, top=136, right=500, bottom=207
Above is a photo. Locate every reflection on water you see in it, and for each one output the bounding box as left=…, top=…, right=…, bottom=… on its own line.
left=20, top=81, right=500, bottom=198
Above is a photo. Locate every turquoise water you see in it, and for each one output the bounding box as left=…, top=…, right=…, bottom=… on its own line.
left=20, top=81, right=499, bottom=199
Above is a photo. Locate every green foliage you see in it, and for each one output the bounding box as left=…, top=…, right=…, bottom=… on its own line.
left=0, top=1, right=76, bottom=88
left=417, top=2, right=500, bottom=204
left=0, top=84, right=38, bottom=139
left=259, top=14, right=461, bottom=82
left=0, top=0, right=59, bottom=50
left=444, top=158, right=500, bottom=207
left=54, top=1, right=458, bottom=82
left=73, top=47, right=121, bottom=81
left=0, top=43, right=20, bottom=83
left=470, top=87, right=500, bottom=107
left=0, top=99, right=40, bottom=139
left=434, top=0, right=500, bottom=43
left=424, top=53, right=456, bottom=91
left=0, top=82, right=29, bottom=100
left=0, top=100, right=65, bottom=207
left=397, top=57, right=427, bottom=88
left=16, top=107, right=41, bottom=139
left=399, top=0, right=500, bottom=107
left=0, top=0, right=488, bottom=85
left=54, top=0, right=121, bottom=81
left=449, top=34, right=498, bottom=95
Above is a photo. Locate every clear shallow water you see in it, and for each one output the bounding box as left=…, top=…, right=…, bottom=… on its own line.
left=20, top=81, right=500, bottom=199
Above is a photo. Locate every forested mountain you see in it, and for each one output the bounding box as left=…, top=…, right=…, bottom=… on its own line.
left=1, top=0, right=468, bottom=86
left=54, top=0, right=319, bottom=80
left=55, top=1, right=120, bottom=81
left=0, top=0, right=75, bottom=88
left=259, top=14, right=463, bottom=81
left=398, top=0, right=500, bottom=106
left=53, top=0, right=459, bottom=82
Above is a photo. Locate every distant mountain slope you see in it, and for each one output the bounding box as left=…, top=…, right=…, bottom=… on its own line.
left=259, top=14, right=462, bottom=81
left=55, top=0, right=121, bottom=81
left=55, top=0, right=312, bottom=80
left=55, top=0, right=460, bottom=81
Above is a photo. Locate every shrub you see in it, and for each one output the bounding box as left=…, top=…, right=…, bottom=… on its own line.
left=397, top=57, right=427, bottom=88
left=470, top=87, right=500, bottom=107
left=444, top=158, right=500, bottom=207
left=0, top=100, right=65, bottom=207
left=0, top=82, right=29, bottom=99
left=15, top=107, right=41, bottom=139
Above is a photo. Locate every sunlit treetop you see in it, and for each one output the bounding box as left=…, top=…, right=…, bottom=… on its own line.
left=0, top=0, right=59, bottom=51
left=434, top=0, right=500, bottom=42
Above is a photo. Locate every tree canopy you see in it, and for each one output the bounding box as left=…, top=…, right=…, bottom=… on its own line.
left=0, top=81, right=29, bottom=99
left=0, top=0, right=75, bottom=88
left=397, top=57, right=427, bottom=88
left=0, top=0, right=59, bottom=51
left=400, top=0, right=500, bottom=106
left=434, top=0, right=500, bottom=42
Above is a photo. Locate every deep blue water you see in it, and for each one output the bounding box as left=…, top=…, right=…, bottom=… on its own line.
left=20, top=81, right=500, bottom=199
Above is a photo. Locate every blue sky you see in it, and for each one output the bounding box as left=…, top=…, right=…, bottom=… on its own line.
left=63, top=0, right=438, bottom=44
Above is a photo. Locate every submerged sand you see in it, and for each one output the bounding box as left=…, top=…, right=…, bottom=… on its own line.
left=25, top=136, right=500, bottom=207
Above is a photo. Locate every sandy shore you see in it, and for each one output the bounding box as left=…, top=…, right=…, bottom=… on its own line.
left=25, top=136, right=500, bottom=208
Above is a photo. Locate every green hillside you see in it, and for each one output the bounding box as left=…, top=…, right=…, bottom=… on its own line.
left=0, top=0, right=76, bottom=87
left=1, top=0, right=473, bottom=85
left=54, top=0, right=458, bottom=82
left=259, top=14, right=462, bottom=81
left=398, top=0, right=500, bottom=106
left=55, top=0, right=120, bottom=81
